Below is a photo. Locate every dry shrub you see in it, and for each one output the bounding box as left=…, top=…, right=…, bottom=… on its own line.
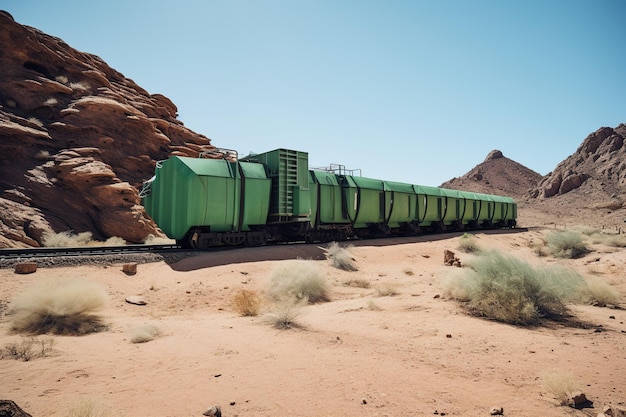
left=66, top=398, right=109, bottom=417
left=69, top=81, right=91, bottom=93
left=343, top=278, right=371, bottom=288
left=3, top=337, right=54, bottom=361
left=266, top=296, right=306, bottom=329
left=42, top=231, right=94, bottom=247
left=41, top=231, right=125, bottom=247
left=267, top=259, right=329, bottom=303
left=542, top=369, right=581, bottom=405
left=577, top=277, right=621, bottom=307
left=100, top=236, right=125, bottom=246
left=10, top=279, right=108, bottom=335
left=143, top=234, right=176, bottom=245
left=529, top=238, right=549, bottom=257
left=324, top=242, right=358, bottom=271
left=443, top=251, right=572, bottom=325
left=28, top=117, right=43, bottom=127
left=366, top=300, right=381, bottom=311
left=457, top=233, right=481, bottom=253
left=545, top=230, right=589, bottom=259
left=232, top=289, right=261, bottom=316
left=41, top=231, right=126, bottom=248
left=34, top=150, right=50, bottom=160
left=375, top=284, right=398, bottom=297
left=130, top=324, right=162, bottom=344
left=593, top=233, right=626, bottom=248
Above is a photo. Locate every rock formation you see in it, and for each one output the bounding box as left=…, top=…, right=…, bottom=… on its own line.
left=0, top=10, right=215, bottom=247
left=529, top=125, right=626, bottom=199
left=441, top=149, right=542, bottom=199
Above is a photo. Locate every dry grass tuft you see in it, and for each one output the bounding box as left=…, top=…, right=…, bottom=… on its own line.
left=343, top=279, right=371, bottom=289
left=577, top=277, right=621, bottom=307
left=66, top=398, right=109, bottom=417
left=41, top=231, right=125, bottom=247
left=323, top=242, right=358, bottom=271
left=267, top=259, right=330, bottom=303
left=10, top=279, right=108, bottom=335
left=457, top=233, right=482, bottom=253
left=130, top=324, right=162, bottom=344
left=266, top=296, right=306, bottom=329
left=375, top=284, right=398, bottom=297
left=143, top=234, right=176, bottom=245
left=232, top=289, right=262, bottom=316
left=542, top=369, right=581, bottom=405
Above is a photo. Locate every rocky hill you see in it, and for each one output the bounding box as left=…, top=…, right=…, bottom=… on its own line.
left=0, top=11, right=215, bottom=248
left=529, top=125, right=626, bottom=200
left=441, top=150, right=543, bottom=200
left=441, top=125, right=626, bottom=231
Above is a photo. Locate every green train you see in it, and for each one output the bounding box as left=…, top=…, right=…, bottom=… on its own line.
left=141, top=148, right=517, bottom=249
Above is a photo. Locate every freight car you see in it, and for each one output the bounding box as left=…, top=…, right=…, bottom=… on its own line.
left=141, top=148, right=517, bottom=249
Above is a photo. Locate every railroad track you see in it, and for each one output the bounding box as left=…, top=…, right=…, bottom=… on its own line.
left=0, top=244, right=184, bottom=265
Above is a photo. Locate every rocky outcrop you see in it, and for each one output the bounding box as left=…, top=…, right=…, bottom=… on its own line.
left=441, top=150, right=542, bottom=200
left=529, top=124, right=626, bottom=199
left=0, top=11, right=216, bottom=247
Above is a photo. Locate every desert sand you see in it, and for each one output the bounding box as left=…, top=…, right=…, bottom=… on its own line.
left=1, top=224, right=625, bottom=417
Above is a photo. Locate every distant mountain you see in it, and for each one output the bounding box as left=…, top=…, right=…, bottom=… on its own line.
left=440, top=150, right=542, bottom=200
left=0, top=11, right=215, bottom=247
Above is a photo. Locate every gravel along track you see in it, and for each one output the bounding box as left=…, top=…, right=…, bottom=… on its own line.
left=0, top=251, right=197, bottom=269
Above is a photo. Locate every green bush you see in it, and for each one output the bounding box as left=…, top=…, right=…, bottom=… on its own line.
left=10, top=279, right=108, bottom=335
left=267, top=260, right=329, bottom=303
left=545, top=230, right=589, bottom=259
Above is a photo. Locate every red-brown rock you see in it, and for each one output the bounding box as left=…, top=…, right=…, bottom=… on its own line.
left=0, top=11, right=216, bottom=247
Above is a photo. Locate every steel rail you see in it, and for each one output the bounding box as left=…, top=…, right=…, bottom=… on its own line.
left=0, top=244, right=183, bottom=260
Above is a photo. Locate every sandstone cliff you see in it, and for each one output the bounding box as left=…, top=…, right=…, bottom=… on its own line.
left=0, top=11, right=215, bottom=247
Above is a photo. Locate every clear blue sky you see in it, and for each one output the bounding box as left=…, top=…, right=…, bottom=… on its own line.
left=5, top=1, right=625, bottom=186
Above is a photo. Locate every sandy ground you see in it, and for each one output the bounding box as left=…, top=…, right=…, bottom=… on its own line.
left=1, top=225, right=625, bottom=417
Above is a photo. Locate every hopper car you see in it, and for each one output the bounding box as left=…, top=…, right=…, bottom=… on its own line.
left=141, top=148, right=517, bottom=249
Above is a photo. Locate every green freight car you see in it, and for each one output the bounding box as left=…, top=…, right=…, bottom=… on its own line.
left=141, top=147, right=517, bottom=248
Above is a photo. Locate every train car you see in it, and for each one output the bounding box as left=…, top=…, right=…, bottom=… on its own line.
left=141, top=150, right=271, bottom=248
left=308, top=169, right=352, bottom=242
left=141, top=147, right=517, bottom=248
